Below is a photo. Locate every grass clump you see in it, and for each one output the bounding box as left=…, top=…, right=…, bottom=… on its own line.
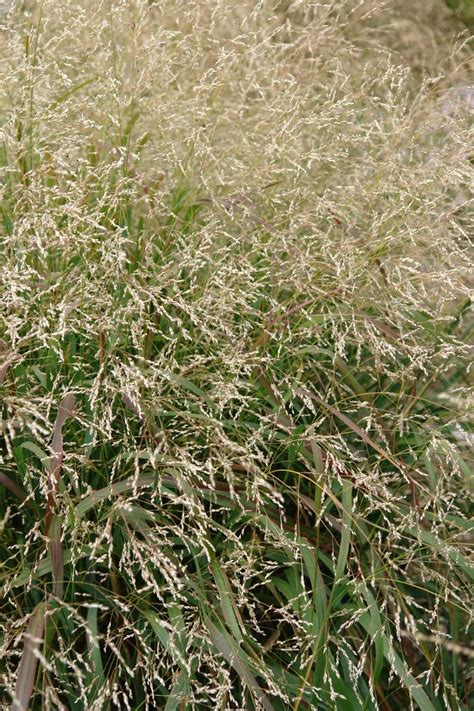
left=0, top=1, right=473, bottom=709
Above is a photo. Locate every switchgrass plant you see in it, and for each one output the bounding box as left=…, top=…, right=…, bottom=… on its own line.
left=0, top=1, right=473, bottom=709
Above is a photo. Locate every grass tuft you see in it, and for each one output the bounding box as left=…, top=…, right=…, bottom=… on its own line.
left=1, top=1, right=473, bottom=709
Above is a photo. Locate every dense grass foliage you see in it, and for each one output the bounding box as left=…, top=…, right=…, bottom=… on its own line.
left=0, top=1, right=472, bottom=709
left=445, top=0, right=474, bottom=32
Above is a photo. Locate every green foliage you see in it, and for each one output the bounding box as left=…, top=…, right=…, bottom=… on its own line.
left=445, top=0, right=474, bottom=31
left=0, top=1, right=472, bottom=709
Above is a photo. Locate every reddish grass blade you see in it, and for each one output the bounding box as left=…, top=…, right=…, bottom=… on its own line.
left=0, top=340, right=19, bottom=385
left=50, top=393, right=76, bottom=481
left=49, top=515, right=64, bottom=599
left=45, top=393, right=75, bottom=533
left=45, top=394, right=75, bottom=598
left=0, top=473, right=26, bottom=502
left=11, top=603, right=46, bottom=711
left=306, top=391, right=402, bottom=469
left=307, top=391, right=422, bottom=507
left=121, top=392, right=141, bottom=417
left=0, top=361, right=10, bottom=385
left=0, top=356, right=13, bottom=385
left=365, top=316, right=400, bottom=341
left=0, top=346, right=27, bottom=503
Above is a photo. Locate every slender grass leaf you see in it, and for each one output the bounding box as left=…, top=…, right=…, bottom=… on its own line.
left=11, top=602, right=46, bottom=711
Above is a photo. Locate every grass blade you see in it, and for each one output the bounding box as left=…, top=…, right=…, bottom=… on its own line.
left=0, top=473, right=26, bottom=502
left=46, top=393, right=75, bottom=532
left=11, top=603, right=46, bottom=711
left=203, top=617, right=275, bottom=711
